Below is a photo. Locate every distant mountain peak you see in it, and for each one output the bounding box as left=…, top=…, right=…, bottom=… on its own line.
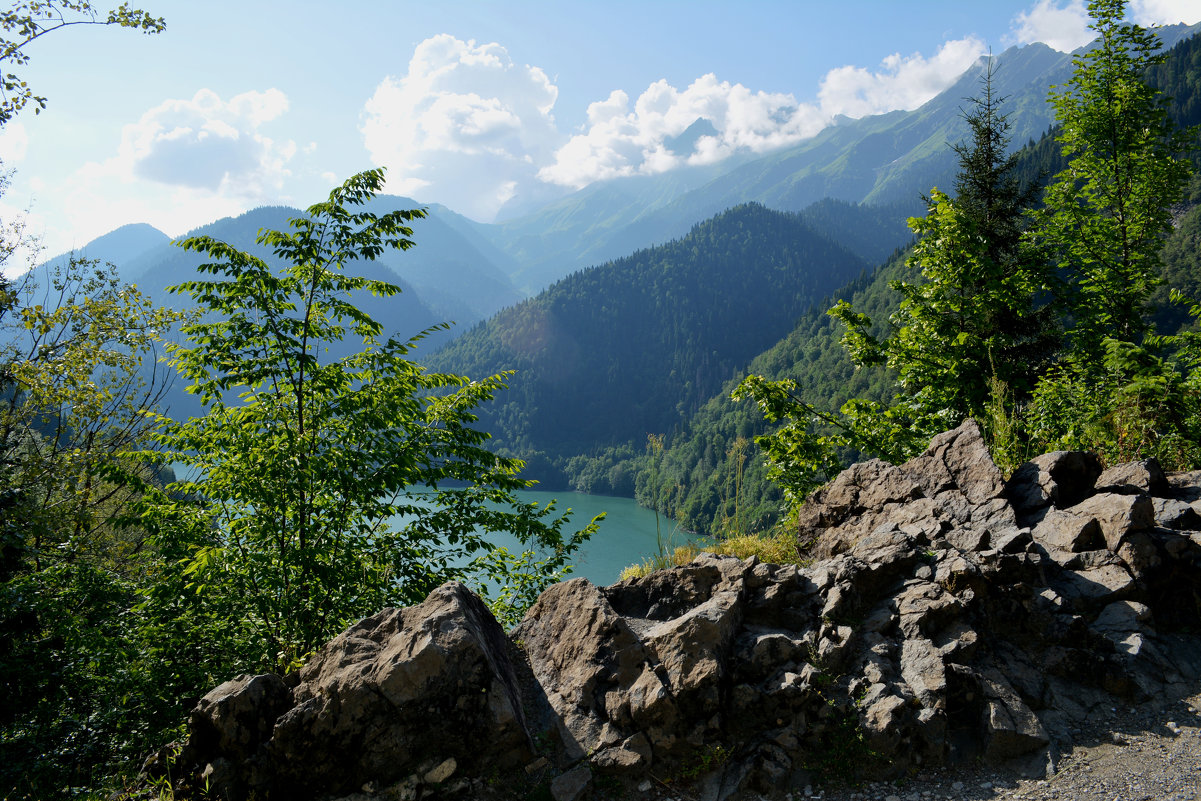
left=664, top=117, right=720, bottom=156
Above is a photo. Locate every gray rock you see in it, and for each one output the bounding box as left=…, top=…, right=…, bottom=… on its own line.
left=551, top=764, right=592, bottom=801
left=1096, top=459, right=1169, bottom=496
left=1066, top=493, right=1155, bottom=550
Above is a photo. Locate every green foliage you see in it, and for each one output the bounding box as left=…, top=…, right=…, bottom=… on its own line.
left=1021, top=1, right=1198, bottom=464
left=737, top=62, right=1050, bottom=512
left=0, top=260, right=186, bottom=799
left=1037, top=0, right=1194, bottom=364
left=141, top=170, right=595, bottom=671
left=0, top=1, right=164, bottom=124
left=1026, top=292, right=1201, bottom=468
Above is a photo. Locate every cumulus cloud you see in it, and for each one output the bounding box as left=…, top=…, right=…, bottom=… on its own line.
left=20, top=88, right=303, bottom=259
left=1011, top=0, right=1092, bottom=51
left=539, top=77, right=830, bottom=188
left=817, top=37, right=986, bottom=118
left=113, top=88, right=295, bottom=196
left=1131, top=0, right=1201, bottom=25
left=539, top=38, right=984, bottom=190
left=362, top=34, right=560, bottom=221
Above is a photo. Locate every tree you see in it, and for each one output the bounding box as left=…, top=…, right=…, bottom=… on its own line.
left=831, top=58, right=1053, bottom=425
left=740, top=62, right=1052, bottom=507
left=0, top=1, right=164, bottom=124
left=0, top=258, right=184, bottom=799
left=1037, top=0, right=1193, bottom=364
left=141, top=169, right=594, bottom=672
left=1023, top=0, right=1198, bottom=466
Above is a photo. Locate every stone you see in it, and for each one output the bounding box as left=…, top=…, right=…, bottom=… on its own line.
left=551, top=764, right=592, bottom=801
left=422, top=758, right=457, bottom=784
left=1066, top=493, right=1155, bottom=551
left=1032, top=509, right=1104, bottom=552
left=1095, top=459, right=1169, bottom=496
left=1152, top=497, right=1201, bottom=530
left=1006, top=451, right=1104, bottom=521
left=981, top=670, right=1049, bottom=761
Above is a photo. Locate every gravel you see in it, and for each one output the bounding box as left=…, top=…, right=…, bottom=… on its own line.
left=782, top=691, right=1201, bottom=801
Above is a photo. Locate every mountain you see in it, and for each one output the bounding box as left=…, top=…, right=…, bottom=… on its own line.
left=38, top=222, right=170, bottom=285
left=112, top=200, right=522, bottom=333
left=473, top=24, right=1199, bottom=298
left=477, top=155, right=760, bottom=295
left=429, top=203, right=871, bottom=485
left=472, top=42, right=1073, bottom=295
left=631, top=27, right=1201, bottom=535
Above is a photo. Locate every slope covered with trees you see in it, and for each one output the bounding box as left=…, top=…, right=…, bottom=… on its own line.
left=428, top=203, right=870, bottom=485
left=638, top=23, right=1201, bottom=537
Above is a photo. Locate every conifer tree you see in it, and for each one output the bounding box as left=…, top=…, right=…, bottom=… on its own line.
left=831, top=57, right=1050, bottom=425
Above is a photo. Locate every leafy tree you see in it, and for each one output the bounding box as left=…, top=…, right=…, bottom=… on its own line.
left=1024, top=0, right=1198, bottom=465
left=0, top=1, right=164, bottom=124
left=741, top=63, right=1050, bottom=506
left=0, top=259, right=183, bottom=799
left=141, top=169, right=594, bottom=671
left=1037, top=0, right=1193, bottom=363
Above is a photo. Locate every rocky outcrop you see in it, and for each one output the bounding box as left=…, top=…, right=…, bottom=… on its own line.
left=152, top=421, right=1201, bottom=800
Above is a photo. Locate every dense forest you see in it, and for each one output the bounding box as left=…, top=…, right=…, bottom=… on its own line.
left=428, top=204, right=872, bottom=483
left=569, top=25, right=1201, bottom=536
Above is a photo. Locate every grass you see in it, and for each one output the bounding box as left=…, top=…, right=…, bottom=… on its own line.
left=618, top=530, right=800, bottom=581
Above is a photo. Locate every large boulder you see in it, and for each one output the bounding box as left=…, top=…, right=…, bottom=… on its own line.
left=173, top=582, right=532, bottom=800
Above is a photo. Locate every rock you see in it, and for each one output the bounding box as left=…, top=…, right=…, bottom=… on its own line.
left=423, top=758, right=456, bottom=784
left=190, top=673, right=292, bottom=764
left=904, top=419, right=1006, bottom=505
left=1095, top=459, right=1169, bottom=496
left=1065, top=493, right=1155, bottom=551
left=1152, top=497, right=1201, bottom=529
left=1032, top=509, right=1104, bottom=552
left=1006, top=451, right=1103, bottom=521
left=180, top=582, right=531, bottom=800
left=551, top=764, right=591, bottom=801
left=981, top=670, right=1049, bottom=761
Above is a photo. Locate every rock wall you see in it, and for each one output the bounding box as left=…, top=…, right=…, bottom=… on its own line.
left=151, top=421, right=1201, bottom=800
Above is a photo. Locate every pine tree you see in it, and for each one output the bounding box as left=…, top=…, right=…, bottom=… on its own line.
left=832, top=57, right=1051, bottom=424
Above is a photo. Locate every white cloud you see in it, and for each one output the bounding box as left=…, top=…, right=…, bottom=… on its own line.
left=817, top=37, right=986, bottom=118
left=538, top=77, right=828, bottom=188
left=361, top=34, right=560, bottom=221
left=22, top=88, right=302, bottom=258
left=0, top=122, right=28, bottom=164
left=113, top=88, right=294, bottom=196
left=539, top=38, right=984, bottom=190
left=1131, top=0, right=1201, bottom=25
left=1010, top=0, right=1200, bottom=53
left=1011, top=0, right=1093, bottom=52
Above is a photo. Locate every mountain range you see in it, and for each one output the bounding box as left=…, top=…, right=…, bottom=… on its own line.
left=38, top=24, right=1201, bottom=525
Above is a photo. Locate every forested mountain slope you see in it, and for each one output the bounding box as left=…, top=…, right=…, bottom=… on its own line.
left=428, top=203, right=870, bottom=485
left=633, top=29, right=1201, bottom=536
left=476, top=41, right=1073, bottom=292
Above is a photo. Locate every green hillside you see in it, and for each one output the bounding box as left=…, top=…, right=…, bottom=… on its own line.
left=428, top=203, right=870, bottom=485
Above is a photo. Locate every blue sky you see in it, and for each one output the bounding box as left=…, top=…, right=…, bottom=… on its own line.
left=2, top=0, right=1199, bottom=261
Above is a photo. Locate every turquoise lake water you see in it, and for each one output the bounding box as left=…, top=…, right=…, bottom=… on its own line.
left=506, top=490, right=694, bottom=586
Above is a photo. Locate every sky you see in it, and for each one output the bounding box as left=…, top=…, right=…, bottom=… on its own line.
left=2, top=0, right=1199, bottom=263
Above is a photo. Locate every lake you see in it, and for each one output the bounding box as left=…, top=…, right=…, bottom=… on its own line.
left=508, top=490, right=695, bottom=586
